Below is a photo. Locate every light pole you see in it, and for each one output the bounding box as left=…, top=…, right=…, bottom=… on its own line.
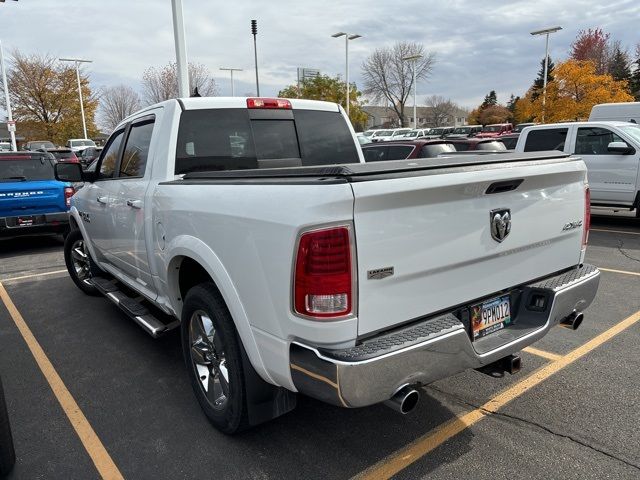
left=0, top=40, right=16, bottom=151
left=402, top=54, right=422, bottom=129
left=220, top=68, right=243, bottom=96
left=251, top=20, right=260, bottom=96
left=59, top=58, right=92, bottom=139
left=171, top=0, right=190, bottom=97
left=530, top=26, right=562, bottom=123
left=331, top=32, right=362, bottom=119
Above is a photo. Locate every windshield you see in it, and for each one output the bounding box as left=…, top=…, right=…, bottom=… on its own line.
left=377, top=130, right=394, bottom=136
left=482, top=125, right=502, bottom=133
left=452, top=127, right=470, bottom=134
left=28, top=141, right=55, bottom=150
left=620, top=125, right=640, bottom=144
left=71, top=140, right=96, bottom=147
left=392, top=129, right=411, bottom=136
left=432, top=128, right=445, bottom=135
left=51, top=150, right=77, bottom=160
left=175, top=108, right=359, bottom=174
left=0, top=157, right=55, bottom=181
left=363, top=131, right=375, bottom=137
left=476, top=141, right=507, bottom=151
left=404, top=131, right=418, bottom=138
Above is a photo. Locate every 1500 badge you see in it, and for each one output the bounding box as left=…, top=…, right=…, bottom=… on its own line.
left=79, top=211, right=91, bottom=223
left=562, top=220, right=582, bottom=231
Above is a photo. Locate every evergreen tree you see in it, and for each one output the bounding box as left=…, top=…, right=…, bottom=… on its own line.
left=480, top=90, right=498, bottom=110
left=506, top=94, right=519, bottom=113
left=630, top=47, right=640, bottom=101
left=609, top=45, right=631, bottom=83
left=531, top=56, right=555, bottom=100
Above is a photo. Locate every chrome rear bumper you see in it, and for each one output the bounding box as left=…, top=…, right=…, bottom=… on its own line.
left=290, top=264, right=600, bottom=408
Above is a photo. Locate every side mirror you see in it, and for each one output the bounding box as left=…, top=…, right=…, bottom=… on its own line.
left=54, top=162, right=84, bottom=182
left=607, top=141, right=635, bottom=155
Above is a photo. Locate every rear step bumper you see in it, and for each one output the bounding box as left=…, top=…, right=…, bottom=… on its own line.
left=90, top=277, right=179, bottom=338
left=289, top=264, right=600, bottom=408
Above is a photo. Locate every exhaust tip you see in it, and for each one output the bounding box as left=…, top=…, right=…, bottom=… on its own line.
left=560, top=311, right=584, bottom=330
left=384, top=386, right=420, bottom=414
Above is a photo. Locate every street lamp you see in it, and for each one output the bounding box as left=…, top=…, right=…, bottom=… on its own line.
left=402, top=54, right=422, bottom=129
left=59, top=58, right=92, bottom=139
left=0, top=40, right=16, bottom=151
left=530, top=26, right=562, bottom=123
left=220, top=68, right=243, bottom=96
left=331, top=32, right=362, bottom=119
left=171, top=0, right=190, bottom=97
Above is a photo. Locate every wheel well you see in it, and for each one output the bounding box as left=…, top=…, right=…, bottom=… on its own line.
left=70, top=216, right=79, bottom=230
left=177, top=257, right=215, bottom=301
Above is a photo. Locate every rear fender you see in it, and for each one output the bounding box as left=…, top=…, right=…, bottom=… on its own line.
left=164, top=235, right=274, bottom=385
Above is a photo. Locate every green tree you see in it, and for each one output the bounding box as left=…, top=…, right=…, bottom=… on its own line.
left=609, top=43, right=631, bottom=83
left=278, top=74, right=368, bottom=129
left=480, top=90, right=497, bottom=109
left=531, top=56, right=555, bottom=100
left=0, top=51, right=98, bottom=144
left=629, top=44, right=640, bottom=100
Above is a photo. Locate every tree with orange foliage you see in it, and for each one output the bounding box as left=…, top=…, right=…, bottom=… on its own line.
left=514, top=60, right=633, bottom=123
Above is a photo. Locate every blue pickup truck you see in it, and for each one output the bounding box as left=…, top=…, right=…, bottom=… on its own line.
left=0, top=152, right=74, bottom=238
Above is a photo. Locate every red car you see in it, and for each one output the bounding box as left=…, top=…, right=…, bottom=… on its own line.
left=446, top=138, right=508, bottom=152
left=361, top=139, right=457, bottom=161
left=40, top=148, right=80, bottom=163
left=475, top=123, right=513, bottom=138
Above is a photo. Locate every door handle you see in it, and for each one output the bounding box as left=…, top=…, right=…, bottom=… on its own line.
left=96, top=196, right=108, bottom=204
left=126, top=199, right=142, bottom=209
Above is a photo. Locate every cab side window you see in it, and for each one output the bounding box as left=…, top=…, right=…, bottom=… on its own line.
left=575, top=127, right=625, bottom=155
left=523, top=128, right=568, bottom=152
left=119, top=117, right=155, bottom=177
left=99, top=130, right=125, bottom=179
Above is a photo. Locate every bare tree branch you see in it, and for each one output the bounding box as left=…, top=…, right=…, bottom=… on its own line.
left=141, top=61, right=217, bottom=105
left=362, top=41, right=435, bottom=126
left=425, top=95, right=459, bottom=127
left=99, top=85, right=141, bottom=131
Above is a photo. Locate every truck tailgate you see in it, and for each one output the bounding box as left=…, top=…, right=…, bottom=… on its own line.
left=0, top=180, right=66, bottom=217
left=351, top=158, right=587, bottom=336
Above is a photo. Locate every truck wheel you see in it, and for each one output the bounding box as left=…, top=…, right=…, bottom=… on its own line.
left=0, top=377, right=16, bottom=477
left=181, top=283, right=250, bottom=434
left=63, top=230, right=100, bottom=296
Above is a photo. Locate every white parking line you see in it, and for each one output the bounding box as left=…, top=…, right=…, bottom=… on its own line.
left=1, top=269, right=68, bottom=283
left=591, top=228, right=640, bottom=236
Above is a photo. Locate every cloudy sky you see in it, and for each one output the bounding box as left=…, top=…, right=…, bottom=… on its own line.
left=1, top=0, right=639, bottom=113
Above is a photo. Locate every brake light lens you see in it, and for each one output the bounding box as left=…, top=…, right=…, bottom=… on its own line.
left=583, top=186, right=590, bottom=247
left=64, top=186, right=75, bottom=208
left=294, top=226, right=353, bottom=319
left=247, top=98, right=292, bottom=109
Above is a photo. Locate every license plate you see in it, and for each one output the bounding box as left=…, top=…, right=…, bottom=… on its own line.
left=471, top=295, right=511, bottom=340
left=17, top=217, right=34, bottom=227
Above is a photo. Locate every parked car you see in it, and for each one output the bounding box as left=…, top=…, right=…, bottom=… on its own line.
left=356, top=133, right=372, bottom=145
left=363, top=129, right=381, bottom=138
left=400, top=128, right=430, bottom=139
left=476, top=123, right=514, bottom=138
left=79, top=147, right=103, bottom=166
left=55, top=96, right=598, bottom=434
left=495, top=133, right=520, bottom=150
left=423, top=126, right=455, bottom=139
left=373, top=128, right=413, bottom=142
left=370, top=129, right=394, bottom=142
left=0, top=151, right=74, bottom=238
left=447, top=138, right=508, bottom=152
left=589, top=102, right=640, bottom=124
left=362, top=139, right=457, bottom=161
left=0, top=376, right=15, bottom=477
left=0, top=142, right=11, bottom=152
left=446, top=125, right=483, bottom=138
left=513, top=122, right=536, bottom=133
left=23, top=140, right=55, bottom=151
left=66, top=138, right=97, bottom=153
left=514, top=121, right=640, bottom=215
left=39, top=148, right=80, bottom=163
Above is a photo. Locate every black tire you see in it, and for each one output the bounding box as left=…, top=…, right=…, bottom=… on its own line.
left=63, top=229, right=100, bottom=296
left=0, top=377, right=16, bottom=477
left=181, top=283, right=250, bottom=434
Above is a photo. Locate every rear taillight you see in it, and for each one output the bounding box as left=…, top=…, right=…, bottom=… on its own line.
left=294, top=226, right=353, bottom=319
left=247, top=97, right=292, bottom=109
left=583, top=186, right=590, bottom=247
left=64, top=186, right=75, bottom=208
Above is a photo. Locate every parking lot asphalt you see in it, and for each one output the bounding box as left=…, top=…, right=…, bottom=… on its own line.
left=0, top=213, right=639, bottom=480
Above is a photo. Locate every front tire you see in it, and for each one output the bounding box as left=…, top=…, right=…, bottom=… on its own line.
left=63, top=229, right=100, bottom=296
left=181, top=283, right=250, bottom=434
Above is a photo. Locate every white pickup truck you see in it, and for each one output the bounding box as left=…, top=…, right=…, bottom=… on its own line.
left=55, top=97, right=600, bottom=434
left=515, top=121, right=640, bottom=216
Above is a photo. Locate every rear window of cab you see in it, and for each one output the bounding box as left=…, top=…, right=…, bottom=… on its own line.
left=175, top=108, right=360, bottom=174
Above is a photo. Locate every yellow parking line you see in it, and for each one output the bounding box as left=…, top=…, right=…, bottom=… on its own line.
left=353, top=309, right=640, bottom=480
left=591, top=228, right=640, bottom=235
left=1, top=269, right=67, bottom=283
left=0, top=282, right=124, bottom=480
left=598, top=267, right=640, bottom=277
left=522, top=346, right=562, bottom=361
